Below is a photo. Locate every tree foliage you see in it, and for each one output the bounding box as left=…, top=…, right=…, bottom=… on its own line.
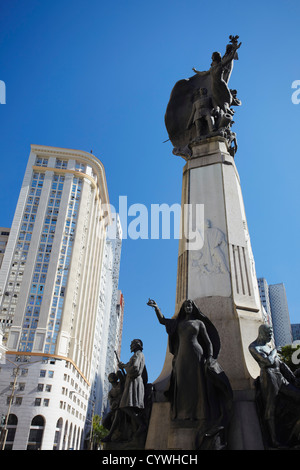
left=90, top=415, right=109, bottom=449
left=279, top=344, right=300, bottom=372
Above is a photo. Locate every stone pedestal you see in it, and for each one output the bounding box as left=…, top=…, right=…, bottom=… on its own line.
left=228, top=390, right=264, bottom=450
left=145, top=392, right=264, bottom=450
left=145, top=137, right=265, bottom=450
left=145, top=403, right=199, bottom=450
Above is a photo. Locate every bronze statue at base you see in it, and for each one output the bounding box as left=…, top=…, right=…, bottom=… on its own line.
left=249, top=325, right=300, bottom=449
left=101, top=339, right=152, bottom=450
left=147, top=298, right=233, bottom=450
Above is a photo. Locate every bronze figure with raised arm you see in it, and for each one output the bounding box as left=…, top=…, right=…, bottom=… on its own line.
left=147, top=298, right=233, bottom=449
left=192, top=40, right=241, bottom=114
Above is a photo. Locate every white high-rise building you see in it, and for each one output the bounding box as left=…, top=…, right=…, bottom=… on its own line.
left=88, top=213, right=123, bottom=422
left=0, top=228, right=10, bottom=270
left=0, top=145, right=122, bottom=450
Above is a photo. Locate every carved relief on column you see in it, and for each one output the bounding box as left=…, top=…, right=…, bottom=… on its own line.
left=176, top=250, right=188, bottom=308
left=188, top=219, right=231, bottom=299
left=230, top=244, right=251, bottom=297
left=190, top=220, right=229, bottom=276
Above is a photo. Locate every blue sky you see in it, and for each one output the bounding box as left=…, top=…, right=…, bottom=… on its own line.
left=0, top=0, right=299, bottom=382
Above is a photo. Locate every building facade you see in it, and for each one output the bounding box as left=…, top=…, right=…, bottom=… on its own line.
left=0, top=228, right=10, bottom=270
left=87, top=213, right=123, bottom=422
left=257, top=278, right=293, bottom=347
left=0, top=145, right=122, bottom=449
left=257, top=277, right=273, bottom=326
left=268, top=283, right=293, bottom=347
left=115, top=290, right=125, bottom=361
left=292, top=324, right=300, bottom=342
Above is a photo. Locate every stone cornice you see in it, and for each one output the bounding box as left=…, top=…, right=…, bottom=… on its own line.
left=30, top=144, right=111, bottom=223
left=6, top=350, right=91, bottom=386
left=31, top=144, right=110, bottom=200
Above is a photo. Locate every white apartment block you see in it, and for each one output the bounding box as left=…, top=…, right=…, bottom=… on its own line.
left=0, top=145, right=122, bottom=449
left=0, top=228, right=10, bottom=270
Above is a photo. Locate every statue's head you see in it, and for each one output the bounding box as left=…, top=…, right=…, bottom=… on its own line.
left=183, top=299, right=194, bottom=316
left=108, top=372, right=118, bottom=383
left=130, top=339, right=143, bottom=352
left=211, top=52, right=222, bottom=63
left=258, top=324, right=273, bottom=343
left=225, top=44, right=234, bottom=56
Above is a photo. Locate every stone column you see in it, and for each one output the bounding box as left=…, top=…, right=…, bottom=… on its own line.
left=146, top=136, right=265, bottom=450
left=176, top=136, right=264, bottom=390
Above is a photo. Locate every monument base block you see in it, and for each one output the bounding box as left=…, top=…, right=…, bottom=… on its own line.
left=145, top=392, right=264, bottom=450
left=145, top=402, right=197, bottom=450
left=227, top=390, right=264, bottom=450
left=145, top=402, right=171, bottom=450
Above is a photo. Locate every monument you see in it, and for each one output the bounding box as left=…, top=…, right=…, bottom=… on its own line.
left=145, top=36, right=266, bottom=450
left=101, top=35, right=299, bottom=450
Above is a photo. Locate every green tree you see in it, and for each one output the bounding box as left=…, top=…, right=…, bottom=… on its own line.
left=279, top=344, right=300, bottom=372
left=90, top=415, right=109, bottom=449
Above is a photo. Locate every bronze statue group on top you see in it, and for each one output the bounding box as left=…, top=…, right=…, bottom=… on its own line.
left=165, top=35, right=241, bottom=158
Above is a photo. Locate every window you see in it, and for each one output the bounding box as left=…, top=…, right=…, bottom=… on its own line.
left=34, top=398, right=41, bottom=406
left=55, top=159, right=68, bottom=169
left=3, top=414, right=18, bottom=450
left=53, top=418, right=63, bottom=450
left=35, top=157, right=48, bottom=167
left=27, top=415, right=45, bottom=450
left=75, top=161, right=86, bottom=172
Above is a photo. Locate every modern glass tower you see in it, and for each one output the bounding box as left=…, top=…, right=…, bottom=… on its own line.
left=257, top=278, right=292, bottom=348
left=269, top=283, right=293, bottom=347
left=0, top=145, right=121, bottom=449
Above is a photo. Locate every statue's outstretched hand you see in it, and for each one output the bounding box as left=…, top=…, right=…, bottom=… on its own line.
left=147, top=298, right=157, bottom=309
